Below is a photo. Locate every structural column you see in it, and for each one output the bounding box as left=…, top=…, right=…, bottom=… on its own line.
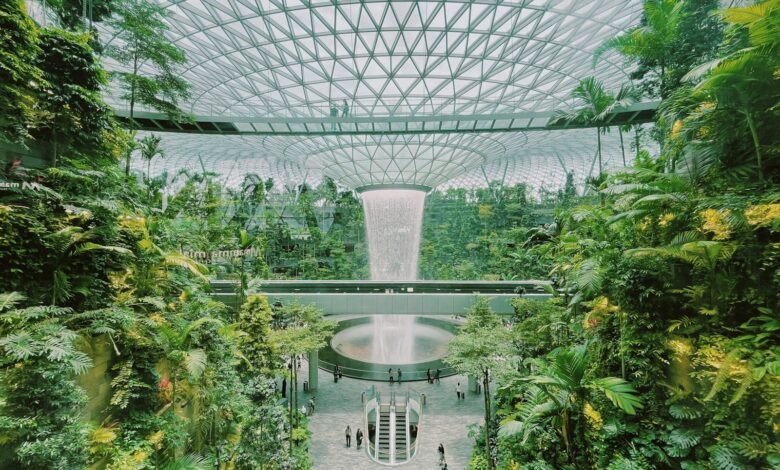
left=468, top=375, right=479, bottom=394
left=308, top=349, right=319, bottom=392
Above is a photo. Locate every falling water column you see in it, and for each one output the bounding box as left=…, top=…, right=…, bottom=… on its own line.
left=360, top=187, right=427, bottom=281
left=359, top=186, right=428, bottom=365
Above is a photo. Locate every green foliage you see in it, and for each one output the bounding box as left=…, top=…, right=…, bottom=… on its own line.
left=553, top=77, right=641, bottom=173
left=238, top=295, right=276, bottom=372
left=420, top=183, right=550, bottom=280
left=0, top=293, right=92, bottom=468
left=0, top=0, right=43, bottom=143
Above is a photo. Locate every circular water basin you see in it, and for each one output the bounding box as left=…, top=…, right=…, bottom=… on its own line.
left=331, top=320, right=454, bottom=365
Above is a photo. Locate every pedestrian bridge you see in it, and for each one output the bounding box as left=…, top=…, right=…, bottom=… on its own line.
left=210, top=279, right=552, bottom=315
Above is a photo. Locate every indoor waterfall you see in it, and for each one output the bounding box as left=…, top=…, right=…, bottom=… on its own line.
left=361, top=188, right=426, bottom=364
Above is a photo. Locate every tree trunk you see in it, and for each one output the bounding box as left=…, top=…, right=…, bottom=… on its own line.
left=52, top=126, right=58, bottom=168
left=744, top=108, right=763, bottom=183
left=482, top=368, right=494, bottom=470
left=618, top=127, right=626, bottom=167
left=562, top=409, right=573, bottom=462
left=620, top=312, right=626, bottom=380
left=289, top=363, right=294, bottom=454
left=596, top=127, right=602, bottom=175
left=126, top=49, right=139, bottom=176
left=293, top=357, right=299, bottom=425
left=634, top=126, right=640, bottom=164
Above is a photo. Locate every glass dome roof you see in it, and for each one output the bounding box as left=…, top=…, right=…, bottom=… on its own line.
left=113, top=0, right=649, bottom=192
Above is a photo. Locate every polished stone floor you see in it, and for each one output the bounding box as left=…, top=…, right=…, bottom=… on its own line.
left=298, top=361, right=484, bottom=470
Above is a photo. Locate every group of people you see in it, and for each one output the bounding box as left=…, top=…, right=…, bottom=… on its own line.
left=426, top=368, right=441, bottom=384
left=387, top=367, right=403, bottom=383
left=344, top=425, right=363, bottom=449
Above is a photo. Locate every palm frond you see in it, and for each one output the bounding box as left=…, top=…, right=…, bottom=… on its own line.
left=0, top=292, right=25, bottom=313
left=575, top=258, right=603, bottom=295
left=590, top=377, right=644, bottom=415
left=73, top=242, right=134, bottom=256
left=184, top=349, right=208, bottom=378
left=163, top=253, right=208, bottom=280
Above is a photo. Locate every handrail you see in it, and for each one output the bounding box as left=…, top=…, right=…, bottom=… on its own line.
left=364, top=385, right=423, bottom=466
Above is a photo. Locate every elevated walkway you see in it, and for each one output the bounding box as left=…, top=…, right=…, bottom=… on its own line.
left=115, top=102, right=659, bottom=136
left=210, top=279, right=551, bottom=314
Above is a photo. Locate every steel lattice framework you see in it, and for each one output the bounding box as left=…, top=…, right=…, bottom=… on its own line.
left=108, top=0, right=649, bottom=192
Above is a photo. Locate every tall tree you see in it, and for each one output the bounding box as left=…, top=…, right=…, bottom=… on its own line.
left=106, top=0, right=190, bottom=175
left=554, top=77, right=640, bottom=177
left=269, top=302, right=335, bottom=453
left=446, top=298, right=512, bottom=470
left=595, top=0, right=723, bottom=98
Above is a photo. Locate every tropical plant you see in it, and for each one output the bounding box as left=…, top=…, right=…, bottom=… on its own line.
left=681, top=0, right=780, bottom=183
left=0, top=292, right=93, bottom=468
left=46, top=225, right=133, bottom=305
left=138, top=133, right=164, bottom=181
left=156, top=315, right=223, bottom=413
left=499, top=345, right=643, bottom=464
left=595, top=0, right=684, bottom=97
left=554, top=77, right=640, bottom=177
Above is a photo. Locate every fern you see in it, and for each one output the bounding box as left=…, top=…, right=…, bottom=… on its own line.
left=590, top=377, right=644, bottom=415
left=184, top=349, right=208, bottom=378
left=0, top=292, right=25, bottom=313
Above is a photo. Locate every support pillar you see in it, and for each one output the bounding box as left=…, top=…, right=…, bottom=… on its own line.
left=468, top=375, right=479, bottom=394
left=308, top=349, right=319, bottom=392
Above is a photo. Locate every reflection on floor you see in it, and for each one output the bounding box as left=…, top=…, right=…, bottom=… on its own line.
left=300, top=360, right=484, bottom=470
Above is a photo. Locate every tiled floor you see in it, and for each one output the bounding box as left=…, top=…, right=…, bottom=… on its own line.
left=299, top=362, right=483, bottom=470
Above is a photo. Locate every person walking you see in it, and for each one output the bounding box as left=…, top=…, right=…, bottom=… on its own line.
left=438, top=443, right=445, bottom=464
left=456, top=382, right=462, bottom=400
left=426, top=368, right=432, bottom=384
left=330, top=103, right=338, bottom=130
left=345, top=425, right=352, bottom=448
left=356, top=428, right=363, bottom=449
left=435, top=368, right=441, bottom=383
left=308, top=397, right=315, bottom=415
left=342, top=100, right=349, bottom=118
left=388, top=368, right=394, bottom=383
left=397, top=368, right=402, bottom=383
